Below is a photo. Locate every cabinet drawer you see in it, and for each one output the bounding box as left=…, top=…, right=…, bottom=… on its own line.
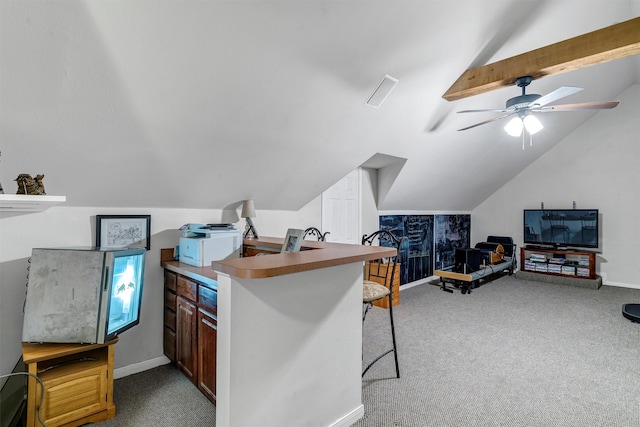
left=198, top=285, right=217, bottom=315
left=164, top=270, right=177, bottom=292
left=165, top=289, right=177, bottom=312
left=164, top=327, right=176, bottom=361
left=164, top=309, right=176, bottom=330
left=177, top=276, right=197, bottom=301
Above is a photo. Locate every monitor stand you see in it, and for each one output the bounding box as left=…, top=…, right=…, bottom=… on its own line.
left=622, top=304, right=640, bottom=323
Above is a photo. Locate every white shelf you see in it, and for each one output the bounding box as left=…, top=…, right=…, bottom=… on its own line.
left=0, top=194, right=66, bottom=212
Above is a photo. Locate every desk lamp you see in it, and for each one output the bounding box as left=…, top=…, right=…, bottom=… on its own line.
left=241, top=199, right=259, bottom=239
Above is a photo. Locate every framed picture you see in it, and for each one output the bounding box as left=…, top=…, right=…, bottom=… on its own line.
left=281, top=228, right=304, bottom=253
left=96, top=215, right=151, bottom=250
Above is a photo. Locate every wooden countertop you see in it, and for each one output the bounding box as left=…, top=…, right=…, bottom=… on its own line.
left=22, top=338, right=119, bottom=364
left=162, top=259, right=219, bottom=285
left=212, top=237, right=396, bottom=279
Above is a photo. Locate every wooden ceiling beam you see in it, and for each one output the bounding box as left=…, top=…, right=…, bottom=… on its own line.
left=443, top=16, right=640, bottom=101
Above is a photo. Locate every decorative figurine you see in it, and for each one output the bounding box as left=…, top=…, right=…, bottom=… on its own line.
left=15, top=174, right=46, bottom=195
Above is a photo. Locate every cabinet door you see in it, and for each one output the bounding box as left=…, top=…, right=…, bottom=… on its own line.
left=176, top=296, right=197, bottom=383
left=37, top=364, right=107, bottom=426
left=164, top=270, right=178, bottom=361
left=198, top=309, right=217, bottom=404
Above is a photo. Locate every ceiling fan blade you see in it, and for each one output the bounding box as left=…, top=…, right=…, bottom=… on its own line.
left=457, top=112, right=515, bottom=131
left=457, top=108, right=508, bottom=114
left=533, top=101, right=620, bottom=112
left=532, top=86, right=583, bottom=108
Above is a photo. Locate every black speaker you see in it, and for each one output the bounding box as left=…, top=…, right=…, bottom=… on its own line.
left=454, top=248, right=486, bottom=273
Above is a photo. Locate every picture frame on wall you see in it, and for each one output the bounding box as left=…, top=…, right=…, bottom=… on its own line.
left=96, top=215, right=151, bottom=250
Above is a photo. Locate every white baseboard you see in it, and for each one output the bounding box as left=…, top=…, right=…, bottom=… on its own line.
left=330, top=404, right=364, bottom=427
left=400, top=276, right=435, bottom=290
left=113, top=356, right=172, bottom=379
left=403, top=275, right=640, bottom=290
left=604, top=280, right=640, bottom=290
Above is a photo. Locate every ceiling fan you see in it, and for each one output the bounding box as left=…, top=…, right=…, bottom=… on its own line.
left=457, top=76, right=620, bottom=135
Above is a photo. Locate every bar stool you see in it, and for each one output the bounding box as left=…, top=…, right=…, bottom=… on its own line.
left=361, top=230, right=404, bottom=378
left=303, top=227, right=330, bottom=242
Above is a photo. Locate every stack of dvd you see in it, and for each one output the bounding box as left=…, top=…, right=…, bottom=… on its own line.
left=577, top=267, right=590, bottom=277
left=529, top=253, right=547, bottom=263
left=548, top=263, right=562, bottom=274
left=535, top=263, right=548, bottom=272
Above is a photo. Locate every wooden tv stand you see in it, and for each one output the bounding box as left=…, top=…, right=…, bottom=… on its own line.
left=22, top=339, right=117, bottom=427
left=520, top=246, right=597, bottom=279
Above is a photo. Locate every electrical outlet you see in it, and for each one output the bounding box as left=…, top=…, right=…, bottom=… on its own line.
left=600, top=272, right=608, bottom=283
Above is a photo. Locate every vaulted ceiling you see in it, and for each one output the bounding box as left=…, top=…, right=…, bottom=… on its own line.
left=1, top=1, right=639, bottom=211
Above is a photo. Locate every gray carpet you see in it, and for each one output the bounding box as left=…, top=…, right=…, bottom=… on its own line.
left=95, top=363, right=215, bottom=426
left=95, top=276, right=640, bottom=426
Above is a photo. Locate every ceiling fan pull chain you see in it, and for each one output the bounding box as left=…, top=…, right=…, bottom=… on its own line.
left=522, top=132, right=525, bottom=150
left=530, top=132, right=533, bottom=147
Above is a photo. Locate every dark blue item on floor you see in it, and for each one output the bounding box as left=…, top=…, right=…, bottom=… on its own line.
left=622, top=304, right=640, bottom=323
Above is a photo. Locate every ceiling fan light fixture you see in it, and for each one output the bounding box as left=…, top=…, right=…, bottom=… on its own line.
left=504, top=117, right=523, bottom=137
left=523, top=114, right=543, bottom=134
left=458, top=74, right=616, bottom=135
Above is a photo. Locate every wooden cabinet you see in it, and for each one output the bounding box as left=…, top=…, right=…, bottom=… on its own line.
left=163, top=270, right=177, bottom=361
left=22, top=340, right=117, bottom=427
left=163, top=268, right=217, bottom=404
left=365, top=262, right=401, bottom=309
left=520, top=247, right=597, bottom=279
left=197, top=309, right=217, bottom=403
left=176, top=296, right=198, bottom=382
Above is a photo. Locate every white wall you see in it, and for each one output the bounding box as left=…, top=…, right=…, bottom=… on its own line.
left=361, top=168, right=381, bottom=238
left=216, top=263, right=363, bottom=427
left=472, top=84, right=640, bottom=288
left=0, top=199, right=321, bottom=376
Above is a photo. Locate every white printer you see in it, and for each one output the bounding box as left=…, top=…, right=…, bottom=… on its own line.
left=179, top=224, right=242, bottom=267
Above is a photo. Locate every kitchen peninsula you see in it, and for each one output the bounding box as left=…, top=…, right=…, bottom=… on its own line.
left=162, top=237, right=395, bottom=427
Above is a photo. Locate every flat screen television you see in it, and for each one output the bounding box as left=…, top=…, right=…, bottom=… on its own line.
left=22, top=247, right=146, bottom=344
left=523, top=209, right=599, bottom=249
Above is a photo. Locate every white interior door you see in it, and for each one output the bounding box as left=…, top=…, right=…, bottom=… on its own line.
left=321, top=169, right=361, bottom=244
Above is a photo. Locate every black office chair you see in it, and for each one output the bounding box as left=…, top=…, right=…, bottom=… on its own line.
left=361, top=230, right=404, bottom=378
left=303, top=227, right=330, bottom=242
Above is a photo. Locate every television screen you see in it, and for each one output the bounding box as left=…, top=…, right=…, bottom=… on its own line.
left=524, top=209, right=599, bottom=249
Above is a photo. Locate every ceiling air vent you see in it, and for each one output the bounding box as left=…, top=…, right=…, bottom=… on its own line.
left=365, top=74, right=398, bottom=108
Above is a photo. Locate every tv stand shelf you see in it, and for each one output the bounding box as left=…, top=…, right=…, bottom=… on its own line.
left=520, top=247, right=596, bottom=280
left=22, top=339, right=117, bottom=427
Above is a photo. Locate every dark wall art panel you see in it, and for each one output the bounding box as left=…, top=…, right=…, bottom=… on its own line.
left=434, top=214, right=471, bottom=271
left=379, top=215, right=434, bottom=285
